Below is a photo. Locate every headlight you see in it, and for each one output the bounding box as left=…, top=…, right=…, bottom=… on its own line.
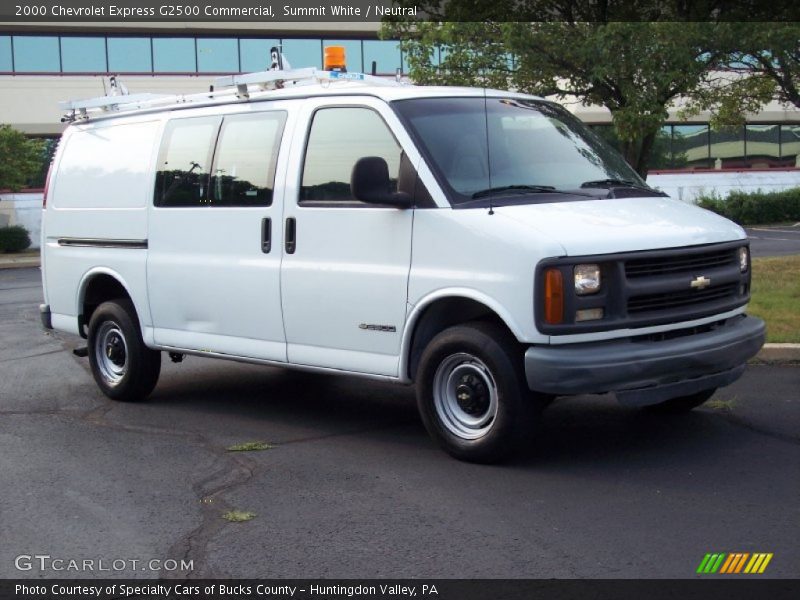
left=739, top=247, right=749, bottom=273
left=574, top=264, right=601, bottom=295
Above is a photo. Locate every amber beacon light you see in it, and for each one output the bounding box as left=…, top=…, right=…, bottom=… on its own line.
left=324, top=46, right=347, bottom=72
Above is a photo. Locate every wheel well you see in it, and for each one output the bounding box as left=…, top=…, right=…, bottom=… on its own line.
left=406, top=297, right=515, bottom=382
left=80, top=275, right=131, bottom=338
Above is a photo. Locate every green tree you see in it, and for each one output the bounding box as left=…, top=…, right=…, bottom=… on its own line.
left=681, top=23, right=800, bottom=129
left=0, top=125, right=46, bottom=192
left=383, top=3, right=733, bottom=176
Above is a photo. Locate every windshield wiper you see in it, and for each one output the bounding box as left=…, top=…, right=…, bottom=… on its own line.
left=471, top=185, right=559, bottom=199
left=580, top=178, right=667, bottom=196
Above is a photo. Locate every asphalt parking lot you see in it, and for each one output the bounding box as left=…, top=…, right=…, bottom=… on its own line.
left=746, top=224, right=800, bottom=257
left=0, top=267, right=798, bottom=579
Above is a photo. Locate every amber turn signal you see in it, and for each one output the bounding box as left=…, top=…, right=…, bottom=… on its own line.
left=544, top=268, right=564, bottom=324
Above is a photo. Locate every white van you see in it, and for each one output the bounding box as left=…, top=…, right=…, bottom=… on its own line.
left=40, top=61, right=765, bottom=462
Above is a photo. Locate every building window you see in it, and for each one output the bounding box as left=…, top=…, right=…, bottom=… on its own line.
left=13, top=36, right=59, bottom=72
left=239, top=38, right=280, bottom=72
left=155, top=116, right=221, bottom=207
left=153, top=37, right=196, bottom=73
left=0, top=36, right=12, bottom=71
left=710, top=126, right=746, bottom=169
left=197, top=38, right=239, bottom=73
left=280, top=39, right=322, bottom=70
left=210, top=112, right=287, bottom=207
left=323, top=39, right=362, bottom=72
left=746, top=124, right=780, bottom=168
left=363, top=40, right=402, bottom=74
left=60, top=36, right=107, bottom=73
left=300, top=107, right=401, bottom=204
left=650, top=126, right=673, bottom=170
left=107, top=37, right=152, bottom=72
left=780, top=124, right=800, bottom=168
left=672, top=125, right=711, bottom=169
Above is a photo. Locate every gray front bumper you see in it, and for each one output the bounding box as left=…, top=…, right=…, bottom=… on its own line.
left=524, top=315, right=766, bottom=406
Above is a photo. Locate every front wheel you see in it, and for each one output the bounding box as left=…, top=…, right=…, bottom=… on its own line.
left=645, top=388, right=717, bottom=413
left=416, top=321, right=541, bottom=463
left=87, top=299, right=161, bottom=402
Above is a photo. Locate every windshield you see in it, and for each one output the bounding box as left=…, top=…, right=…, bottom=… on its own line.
left=393, top=97, right=650, bottom=205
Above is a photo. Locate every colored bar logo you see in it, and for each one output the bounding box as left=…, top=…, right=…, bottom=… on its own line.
left=697, top=553, right=773, bottom=574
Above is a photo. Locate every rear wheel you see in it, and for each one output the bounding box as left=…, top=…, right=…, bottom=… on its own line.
left=416, top=321, right=542, bottom=463
left=87, top=300, right=161, bottom=402
left=646, top=388, right=717, bottom=413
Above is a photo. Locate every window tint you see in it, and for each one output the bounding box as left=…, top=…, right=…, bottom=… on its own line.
left=0, top=36, right=12, bottom=71
left=197, top=38, right=239, bottom=72
left=13, top=36, right=59, bottom=72
left=155, top=117, right=221, bottom=207
left=153, top=38, right=195, bottom=72
left=108, top=37, right=152, bottom=72
left=61, top=36, right=106, bottom=72
left=301, top=107, right=401, bottom=205
left=210, top=112, right=287, bottom=207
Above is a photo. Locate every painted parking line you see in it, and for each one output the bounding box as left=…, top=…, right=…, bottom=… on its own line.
left=748, top=228, right=800, bottom=235
left=748, top=236, right=800, bottom=241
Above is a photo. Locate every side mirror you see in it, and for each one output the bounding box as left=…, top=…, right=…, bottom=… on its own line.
left=351, top=157, right=412, bottom=208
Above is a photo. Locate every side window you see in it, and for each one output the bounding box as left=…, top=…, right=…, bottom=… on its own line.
left=154, top=116, right=220, bottom=207
left=210, top=111, right=287, bottom=207
left=300, top=107, right=402, bottom=205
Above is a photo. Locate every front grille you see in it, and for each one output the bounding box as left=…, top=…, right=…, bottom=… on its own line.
left=536, top=241, right=751, bottom=335
left=625, top=247, right=737, bottom=278
left=628, top=283, right=740, bottom=314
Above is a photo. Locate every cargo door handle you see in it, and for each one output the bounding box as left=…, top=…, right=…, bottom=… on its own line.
left=285, top=217, right=296, bottom=254
left=261, top=217, right=271, bottom=253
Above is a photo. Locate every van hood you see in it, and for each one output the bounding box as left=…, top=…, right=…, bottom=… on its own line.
left=493, top=196, right=746, bottom=256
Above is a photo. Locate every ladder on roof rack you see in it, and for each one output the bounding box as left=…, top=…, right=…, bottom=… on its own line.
left=60, top=67, right=404, bottom=122
left=59, top=93, right=174, bottom=121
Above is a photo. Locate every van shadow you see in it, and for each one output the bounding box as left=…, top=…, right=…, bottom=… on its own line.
left=144, top=358, right=736, bottom=468
left=148, top=359, right=422, bottom=440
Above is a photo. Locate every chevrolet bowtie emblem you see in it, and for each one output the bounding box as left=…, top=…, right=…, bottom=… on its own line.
left=690, top=275, right=711, bottom=290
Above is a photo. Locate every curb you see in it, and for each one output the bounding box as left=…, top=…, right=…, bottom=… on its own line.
left=754, top=343, right=800, bottom=364
left=0, top=256, right=40, bottom=269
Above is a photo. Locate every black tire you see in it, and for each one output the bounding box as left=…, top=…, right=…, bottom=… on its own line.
left=645, top=388, right=717, bottom=414
left=416, top=321, right=542, bottom=463
left=87, top=299, right=161, bottom=402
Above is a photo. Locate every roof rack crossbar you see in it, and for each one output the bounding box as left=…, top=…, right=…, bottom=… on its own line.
left=59, top=93, right=174, bottom=113
left=60, top=67, right=406, bottom=122
left=214, top=68, right=400, bottom=97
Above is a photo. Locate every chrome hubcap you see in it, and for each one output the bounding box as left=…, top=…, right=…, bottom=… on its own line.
left=433, top=353, right=498, bottom=440
left=95, top=322, right=128, bottom=386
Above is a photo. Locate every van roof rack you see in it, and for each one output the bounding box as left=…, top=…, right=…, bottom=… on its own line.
left=60, top=66, right=405, bottom=122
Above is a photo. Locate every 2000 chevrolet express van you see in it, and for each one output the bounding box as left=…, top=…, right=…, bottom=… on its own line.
left=40, top=65, right=765, bottom=462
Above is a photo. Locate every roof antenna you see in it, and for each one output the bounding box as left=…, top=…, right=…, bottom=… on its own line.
left=483, top=91, right=494, bottom=215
